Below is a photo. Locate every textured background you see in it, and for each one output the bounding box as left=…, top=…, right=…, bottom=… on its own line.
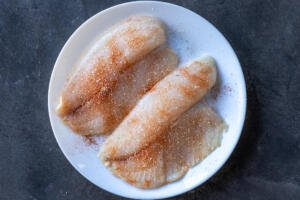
left=0, top=0, right=299, bottom=199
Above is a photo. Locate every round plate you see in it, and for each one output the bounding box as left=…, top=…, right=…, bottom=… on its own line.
left=48, top=1, right=246, bottom=199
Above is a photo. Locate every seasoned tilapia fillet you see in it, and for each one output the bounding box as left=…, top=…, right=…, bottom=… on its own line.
left=62, top=48, right=177, bottom=135
left=164, top=104, right=227, bottom=182
left=100, top=56, right=217, bottom=161
left=104, top=104, right=227, bottom=188
left=57, top=15, right=166, bottom=116
left=109, top=142, right=165, bottom=189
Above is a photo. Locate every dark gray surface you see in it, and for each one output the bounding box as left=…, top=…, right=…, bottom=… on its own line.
left=0, top=0, right=299, bottom=199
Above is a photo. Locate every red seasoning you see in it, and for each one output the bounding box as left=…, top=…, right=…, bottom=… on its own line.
left=83, top=135, right=97, bottom=146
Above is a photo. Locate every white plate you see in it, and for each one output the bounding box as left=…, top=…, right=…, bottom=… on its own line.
left=48, top=1, right=246, bottom=199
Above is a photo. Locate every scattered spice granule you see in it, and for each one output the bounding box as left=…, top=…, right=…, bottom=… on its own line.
left=82, top=135, right=98, bottom=146
left=222, top=85, right=232, bottom=93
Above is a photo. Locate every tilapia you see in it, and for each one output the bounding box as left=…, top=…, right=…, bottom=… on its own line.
left=105, top=104, right=227, bottom=188
left=62, top=48, right=177, bottom=135
left=100, top=56, right=217, bottom=161
left=57, top=15, right=166, bottom=116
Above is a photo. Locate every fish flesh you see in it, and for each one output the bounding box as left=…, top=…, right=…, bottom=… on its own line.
left=100, top=56, right=217, bottom=161
left=57, top=15, right=166, bottom=116
left=62, top=48, right=177, bottom=135
left=105, top=104, right=227, bottom=188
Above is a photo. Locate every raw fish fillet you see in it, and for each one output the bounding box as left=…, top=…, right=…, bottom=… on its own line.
left=62, top=48, right=177, bottom=135
left=100, top=56, right=217, bottom=161
left=57, top=16, right=166, bottom=116
left=105, top=104, right=227, bottom=188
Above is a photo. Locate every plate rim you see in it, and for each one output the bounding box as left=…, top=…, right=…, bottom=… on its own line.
left=48, top=1, right=247, bottom=199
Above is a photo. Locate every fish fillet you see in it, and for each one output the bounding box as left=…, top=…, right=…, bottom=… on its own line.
left=100, top=56, right=217, bottom=161
left=62, top=48, right=178, bottom=135
left=164, top=104, right=227, bottom=182
left=105, top=104, right=227, bottom=188
left=57, top=15, right=166, bottom=116
left=108, top=142, right=165, bottom=189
